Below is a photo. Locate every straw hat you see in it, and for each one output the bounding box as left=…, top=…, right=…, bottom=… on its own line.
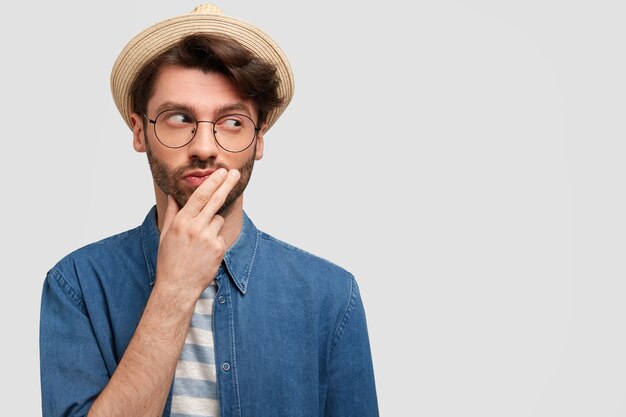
left=111, top=3, right=294, bottom=131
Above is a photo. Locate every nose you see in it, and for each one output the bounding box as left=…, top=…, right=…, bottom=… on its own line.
left=188, top=121, right=219, bottom=160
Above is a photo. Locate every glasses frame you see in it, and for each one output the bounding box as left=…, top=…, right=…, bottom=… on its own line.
left=144, top=109, right=261, bottom=153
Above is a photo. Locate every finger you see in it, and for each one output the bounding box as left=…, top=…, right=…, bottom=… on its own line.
left=160, top=195, right=179, bottom=242
left=205, top=214, right=225, bottom=236
left=180, top=168, right=228, bottom=217
left=197, top=169, right=241, bottom=222
left=196, top=216, right=227, bottom=260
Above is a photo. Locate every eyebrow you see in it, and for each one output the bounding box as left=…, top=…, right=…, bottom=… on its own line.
left=153, top=101, right=198, bottom=116
left=153, top=101, right=255, bottom=120
left=214, top=103, right=254, bottom=118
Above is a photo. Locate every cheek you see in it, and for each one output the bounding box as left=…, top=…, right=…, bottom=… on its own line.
left=231, top=143, right=259, bottom=167
left=229, top=153, right=256, bottom=172
left=231, top=155, right=249, bottom=167
left=147, top=141, right=186, bottom=167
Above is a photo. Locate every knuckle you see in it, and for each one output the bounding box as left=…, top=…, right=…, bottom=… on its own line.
left=215, top=240, right=226, bottom=257
left=169, top=220, right=184, bottom=234
left=203, top=238, right=225, bottom=257
left=194, top=190, right=211, bottom=205
left=187, top=225, right=201, bottom=239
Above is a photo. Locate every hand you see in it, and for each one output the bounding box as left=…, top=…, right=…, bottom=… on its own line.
left=154, top=168, right=241, bottom=300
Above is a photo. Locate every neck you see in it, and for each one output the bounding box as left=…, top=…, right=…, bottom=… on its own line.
left=154, top=187, right=245, bottom=250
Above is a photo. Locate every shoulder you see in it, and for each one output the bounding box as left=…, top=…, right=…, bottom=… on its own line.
left=253, top=229, right=366, bottom=343
left=46, top=226, right=144, bottom=294
left=253, top=229, right=356, bottom=298
left=54, top=226, right=142, bottom=269
left=257, top=230, right=353, bottom=277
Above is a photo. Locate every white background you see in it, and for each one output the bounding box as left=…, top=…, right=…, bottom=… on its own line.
left=2, top=0, right=626, bottom=415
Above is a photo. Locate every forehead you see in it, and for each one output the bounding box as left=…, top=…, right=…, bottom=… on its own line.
left=148, top=65, right=257, bottom=116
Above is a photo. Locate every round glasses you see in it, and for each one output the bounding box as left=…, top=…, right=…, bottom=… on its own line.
left=144, top=109, right=260, bottom=153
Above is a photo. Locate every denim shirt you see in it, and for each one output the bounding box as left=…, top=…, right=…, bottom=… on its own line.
left=40, top=207, right=378, bottom=417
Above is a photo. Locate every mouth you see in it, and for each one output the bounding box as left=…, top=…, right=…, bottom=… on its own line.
left=183, top=169, right=215, bottom=187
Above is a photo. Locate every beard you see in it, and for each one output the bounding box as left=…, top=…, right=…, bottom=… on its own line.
left=145, top=138, right=256, bottom=216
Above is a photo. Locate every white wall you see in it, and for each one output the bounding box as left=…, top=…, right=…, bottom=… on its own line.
left=3, top=0, right=626, bottom=415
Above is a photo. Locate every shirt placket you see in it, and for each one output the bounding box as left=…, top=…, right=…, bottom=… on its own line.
left=214, top=266, right=242, bottom=417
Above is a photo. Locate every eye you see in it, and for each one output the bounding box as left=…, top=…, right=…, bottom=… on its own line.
left=160, top=110, right=195, bottom=127
left=217, top=116, right=244, bottom=129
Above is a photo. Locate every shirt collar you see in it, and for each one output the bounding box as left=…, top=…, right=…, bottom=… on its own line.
left=140, top=206, right=160, bottom=286
left=140, top=206, right=259, bottom=294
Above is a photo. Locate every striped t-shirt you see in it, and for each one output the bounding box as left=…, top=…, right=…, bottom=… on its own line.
left=171, top=282, right=219, bottom=417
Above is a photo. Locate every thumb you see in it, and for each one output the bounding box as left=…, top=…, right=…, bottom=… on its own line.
left=160, top=195, right=179, bottom=243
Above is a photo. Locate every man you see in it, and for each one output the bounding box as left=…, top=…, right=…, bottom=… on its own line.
left=40, top=4, right=378, bottom=417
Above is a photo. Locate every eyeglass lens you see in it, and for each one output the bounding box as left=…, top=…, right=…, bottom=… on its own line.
left=153, top=110, right=257, bottom=152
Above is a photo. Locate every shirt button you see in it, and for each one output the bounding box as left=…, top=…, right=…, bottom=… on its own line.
left=222, top=362, right=231, bottom=371
left=218, top=296, right=226, bottom=304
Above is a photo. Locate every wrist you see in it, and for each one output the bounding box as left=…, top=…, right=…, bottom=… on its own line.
left=151, top=277, right=202, bottom=313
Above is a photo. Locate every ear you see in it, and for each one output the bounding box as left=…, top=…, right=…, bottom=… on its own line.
left=130, top=112, right=147, bottom=153
left=254, top=124, right=266, bottom=161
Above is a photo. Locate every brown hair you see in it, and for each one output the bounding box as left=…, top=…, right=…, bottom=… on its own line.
left=130, top=34, right=283, bottom=125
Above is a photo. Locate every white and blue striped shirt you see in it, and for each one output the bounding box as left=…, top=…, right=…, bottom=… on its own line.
left=171, top=282, right=219, bottom=417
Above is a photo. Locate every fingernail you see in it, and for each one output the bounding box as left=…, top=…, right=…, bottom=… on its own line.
left=230, top=169, right=241, bottom=179
left=217, top=168, right=227, bottom=178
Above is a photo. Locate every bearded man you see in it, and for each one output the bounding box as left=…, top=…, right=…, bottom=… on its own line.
left=40, top=4, right=378, bottom=417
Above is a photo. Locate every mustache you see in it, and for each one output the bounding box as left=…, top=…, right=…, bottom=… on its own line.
left=174, top=158, right=228, bottom=176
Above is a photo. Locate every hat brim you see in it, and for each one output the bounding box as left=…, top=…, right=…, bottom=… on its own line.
left=111, top=12, right=294, bottom=132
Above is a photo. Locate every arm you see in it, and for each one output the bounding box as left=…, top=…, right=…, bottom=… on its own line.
left=87, top=168, right=240, bottom=417
left=40, top=268, right=111, bottom=417
left=325, top=277, right=379, bottom=417
left=40, top=168, right=240, bottom=417
left=40, top=267, right=200, bottom=417
left=85, top=276, right=197, bottom=416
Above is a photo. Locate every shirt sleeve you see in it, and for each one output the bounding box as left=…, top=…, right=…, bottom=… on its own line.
left=40, top=267, right=110, bottom=417
left=325, top=276, right=379, bottom=417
